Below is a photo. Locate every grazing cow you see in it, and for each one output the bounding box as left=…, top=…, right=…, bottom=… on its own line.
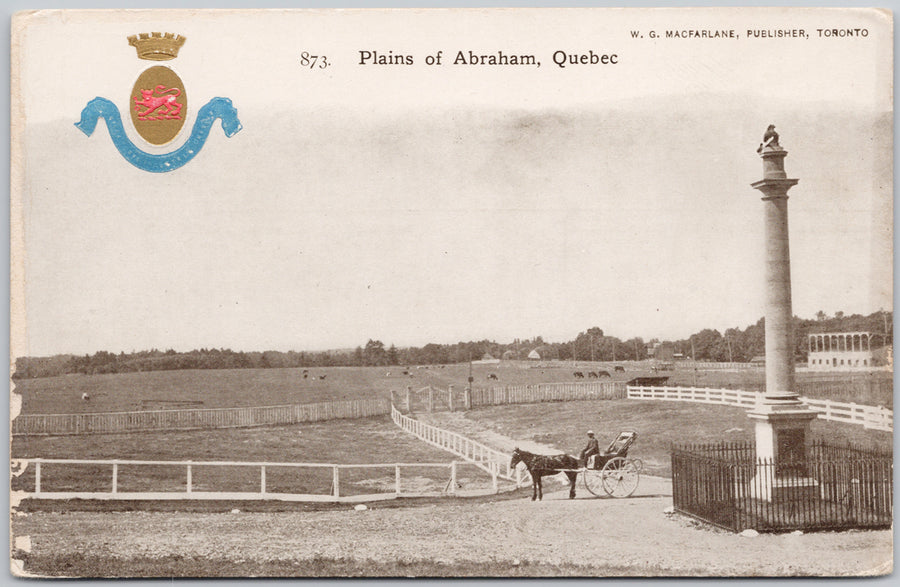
left=402, top=370, right=409, bottom=375
left=597, top=370, right=611, bottom=378
left=385, top=371, right=391, bottom=377
left=319, top=375, right=327, bottom=380
left=588, top=371, right=598, bottom=378
left=573, top=371, right=585, bottom=379
left=614, top=365, right=625, bottom=373
left=488, top=373, right=499, bottom=380
left=81, top=393, right=90, bottom=401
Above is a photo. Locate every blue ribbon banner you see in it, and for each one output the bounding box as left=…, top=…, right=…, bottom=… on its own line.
left=75, top=97, right=243, bottom=173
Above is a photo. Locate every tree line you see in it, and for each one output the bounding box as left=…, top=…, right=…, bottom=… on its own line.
left=12, top=310, right=891, bottom=379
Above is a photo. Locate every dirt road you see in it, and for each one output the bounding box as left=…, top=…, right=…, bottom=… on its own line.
left=11, top=479, right=891, bottom=577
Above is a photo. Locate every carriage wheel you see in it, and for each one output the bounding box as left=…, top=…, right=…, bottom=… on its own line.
left=582, top=468, right=606, bottom=497
left=600, top=457, right=640, bottom=498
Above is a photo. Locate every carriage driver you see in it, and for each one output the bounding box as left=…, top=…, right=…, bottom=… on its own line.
left=580, top=430, right=600, bottom=466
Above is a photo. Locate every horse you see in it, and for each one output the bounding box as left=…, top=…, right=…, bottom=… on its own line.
left=510, top=447, right=580, bottom=501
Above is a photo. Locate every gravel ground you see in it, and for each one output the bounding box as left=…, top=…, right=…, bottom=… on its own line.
left=11, top=476, right=892, bottom=577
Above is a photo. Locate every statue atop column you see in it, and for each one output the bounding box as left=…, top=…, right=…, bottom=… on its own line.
left=756, top=124, right=782, bottom=153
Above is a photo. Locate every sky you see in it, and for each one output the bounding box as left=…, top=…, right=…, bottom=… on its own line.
left=11, top=8, right=893, bottom=356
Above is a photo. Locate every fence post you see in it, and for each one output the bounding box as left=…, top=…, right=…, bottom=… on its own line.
left=465, top=386, right=472, bottom=410
left=186, top=463, right=192, bottom=494
left=395, top=465, right=401, bottom=495
left=35, top=461, right=41, bottom=496
left=492, top=463, right=499, bottom=493
left=428, top=386, right=434, bottom=413
left=450, top=461, right=457, bottom=494
left=406, top=386, right=413, bottom=414
left=448, top=385, right=454, bottom=412
left=260, top=465, right=266, bottom=496
left=333, top=466, right=341, bottom=499
left=112, top=462, right=118, bottom=494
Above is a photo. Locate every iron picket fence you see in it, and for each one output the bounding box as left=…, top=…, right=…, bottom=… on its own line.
left=671, top=441, right=892, bottom=532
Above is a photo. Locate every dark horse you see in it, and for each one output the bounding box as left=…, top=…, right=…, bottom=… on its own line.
left=510, top=448, right=580, bottom=501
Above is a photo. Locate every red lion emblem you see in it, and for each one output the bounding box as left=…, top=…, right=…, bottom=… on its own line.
left=133, top=85, right=183, bottom=120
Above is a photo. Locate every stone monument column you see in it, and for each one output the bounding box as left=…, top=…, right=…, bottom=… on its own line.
left=746, top=126, right=817, bottom=501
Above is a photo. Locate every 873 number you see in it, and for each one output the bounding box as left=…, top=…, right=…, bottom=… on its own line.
left=301, top=52, right=330, bottom=69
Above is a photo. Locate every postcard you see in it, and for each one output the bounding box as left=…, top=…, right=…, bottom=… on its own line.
left=9, top=7, right=893, bottom=578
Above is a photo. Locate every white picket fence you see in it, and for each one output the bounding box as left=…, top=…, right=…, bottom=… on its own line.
left=10, top=457, right=495, bottom=502
left=471, top=381, right=625, bottom=407
left=626, top=386, right=892, bottom=432
left=390, top=404, right=525, bottom=486
left=12, top=398, right=391, bottom=436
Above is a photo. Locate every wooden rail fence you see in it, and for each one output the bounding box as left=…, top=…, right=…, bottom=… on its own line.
left=627, top=386, right=892, bottom=432
left=391, top=404, right=525, bottom=487
left=12, top=398, right=391, bottom=436
left=10, top=457, right=492, bottom=502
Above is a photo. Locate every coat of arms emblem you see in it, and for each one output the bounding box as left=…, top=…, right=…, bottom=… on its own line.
left=75, top=33, right=242, bottom=172
left=128, top=34, right=187, bottom=145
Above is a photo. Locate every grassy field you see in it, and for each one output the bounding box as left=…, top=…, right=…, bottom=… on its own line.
left=12, top=363, right=596, bottom=415
left=13, top=362, right=645, bottom=415
left=461, top=399, right=893, bottom=477
left=10, top=416, right=496, bottom=497
left=14, top=362, right=892, bottom=415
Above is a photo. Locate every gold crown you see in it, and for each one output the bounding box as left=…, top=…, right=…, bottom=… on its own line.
left=127, top=32, right=186, bottom=61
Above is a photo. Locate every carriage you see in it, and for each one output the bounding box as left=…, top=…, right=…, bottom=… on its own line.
left=510, top=430, right=642, bottom=501
left=581, top=430, right=642, bottom=498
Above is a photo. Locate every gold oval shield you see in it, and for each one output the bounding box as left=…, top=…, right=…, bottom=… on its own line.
left=130, top=66, right=187, bottom=145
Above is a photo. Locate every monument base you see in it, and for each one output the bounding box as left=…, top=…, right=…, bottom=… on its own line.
left=747, top=401, right=819, bottom=502
left=748, top=473, right=820, bottom=503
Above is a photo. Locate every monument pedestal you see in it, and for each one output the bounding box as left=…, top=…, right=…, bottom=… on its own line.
left=747, top=402, right=819, bottom=502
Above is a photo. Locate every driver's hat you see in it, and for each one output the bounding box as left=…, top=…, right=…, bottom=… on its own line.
left=587, top=430, right=594, bottom=435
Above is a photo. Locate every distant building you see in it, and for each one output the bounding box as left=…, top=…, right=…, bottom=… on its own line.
left=647, top=342, right=675, bottom=362
left=807, top=332, right=874, bottom=370
left=472, top=352, right=501, bottom=365
left=527, top=349, right=541, bottom=360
